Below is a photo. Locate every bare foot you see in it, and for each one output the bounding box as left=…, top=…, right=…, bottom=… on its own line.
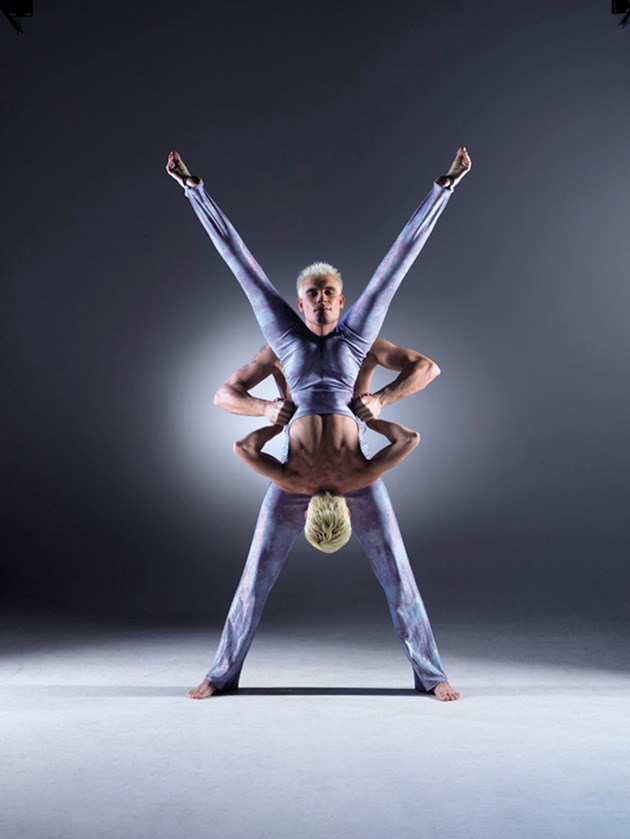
left=187, top=679, right=217, bottom=699
left=432, top=681, right=461, bottom=701
left=166, top=150, right=202, bottom=189
left=436, top=146, right=472, bottom=189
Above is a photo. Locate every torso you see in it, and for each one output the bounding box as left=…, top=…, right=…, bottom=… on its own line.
left=271, top=347, right=380, bottom=403
left=279, top=414, right=374, bottom=495
left=268, top=342, right=383, bottom=494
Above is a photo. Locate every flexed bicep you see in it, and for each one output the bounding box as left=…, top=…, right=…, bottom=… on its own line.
left=364, top=418, right=421, bottom=480
left=214, top=345, right=294, bottom=423
left=233, top=424, right=286, bottom=483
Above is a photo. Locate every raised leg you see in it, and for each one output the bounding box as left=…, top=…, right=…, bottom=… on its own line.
left=341, top=184, right=451, bottom=351
left=346, top=479, right=455, bottom=695
left=168, top=151, right=304, bottom=356
left=197, top=484, right=309, bottom=695
left=342, top=148, right=471, bottom=351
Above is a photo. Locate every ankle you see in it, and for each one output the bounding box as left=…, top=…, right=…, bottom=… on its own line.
left=435, top=175, right=454, bottom=190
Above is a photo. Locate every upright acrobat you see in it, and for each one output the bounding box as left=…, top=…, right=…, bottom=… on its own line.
left=167, top=147, right=471, bottom=700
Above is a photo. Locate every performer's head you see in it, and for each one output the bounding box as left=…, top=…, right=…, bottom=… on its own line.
left=296, top=262, right=343, bottom=295
left=304, top=491, right=352, bottom=554
left=296, top=263, right=345, bottom=330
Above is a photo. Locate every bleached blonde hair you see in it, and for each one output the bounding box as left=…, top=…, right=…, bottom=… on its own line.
left=304, top=492, right=352, bottom=554
left=296, top=262, right=343, bottom=295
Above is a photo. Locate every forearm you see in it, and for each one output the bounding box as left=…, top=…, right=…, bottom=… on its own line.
left=367, top=417, right=419, bottom=445
left=235, top=423, right=284, bottom=452
left=366, top=418, right=420, bottom=475
left=353, top=343, right=441, bottom=421
left=214, top=382, right=270, bottom=417
left=375, top=358, right=441, bottom=408
left=233, top=424, right=285, bottom=483
left=213, top=345, right=294, bottom=425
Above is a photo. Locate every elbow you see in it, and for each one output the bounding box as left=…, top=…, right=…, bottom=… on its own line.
left=408, top=430, right=421, bottom=450
left=423, top=359, right=441, bottom=383
left=429, top=361, right=441, bottom=381
left=213, top=387, right=227, bottom=410
left=412, top=358, right=441, bottom=388
left=233, top=437, right=256, bottom=462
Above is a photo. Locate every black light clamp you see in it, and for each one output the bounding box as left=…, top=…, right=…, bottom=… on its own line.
left=612, top=0, right=630, bottom=29
left=0, top=1, right=33, bottom=35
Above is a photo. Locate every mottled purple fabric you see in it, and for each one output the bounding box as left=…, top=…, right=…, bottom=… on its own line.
left=185, top=181, right=450, bottom=422
left=207, top=481, right=447, bottom=692
left=184, top=181, right=452, bottom=691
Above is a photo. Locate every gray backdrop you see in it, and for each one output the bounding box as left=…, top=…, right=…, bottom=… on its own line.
left=2, top=0, right=629, bottom=626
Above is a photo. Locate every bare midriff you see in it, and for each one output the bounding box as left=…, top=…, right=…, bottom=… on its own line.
left=282, top=414, right=371, bottom=495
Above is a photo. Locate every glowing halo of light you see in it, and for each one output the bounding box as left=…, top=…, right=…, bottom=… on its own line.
left=166, top=313, right=286, bottom=509
left=163, top=299, right=502, bottom=531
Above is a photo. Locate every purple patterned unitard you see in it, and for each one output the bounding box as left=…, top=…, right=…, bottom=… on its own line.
left=185, top=180, right=451, bottom=691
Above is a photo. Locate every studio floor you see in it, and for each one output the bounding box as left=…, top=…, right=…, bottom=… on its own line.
left=2, top=611, right=629, bottom=839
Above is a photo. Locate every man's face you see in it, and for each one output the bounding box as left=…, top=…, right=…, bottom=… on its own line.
left=297, top=275, right=345, bottom=330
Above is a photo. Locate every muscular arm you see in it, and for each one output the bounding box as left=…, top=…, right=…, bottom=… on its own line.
left=363, top=418, right=421, bottom=479
left=233, top=424, right=288, bottom=486
left=213, top=345, right=296, bottom=426
left=215, top=336, right=438, bottom=426
left=352, top=337, right=441, bottom=422
left=234, top=416, right=419, bottom=493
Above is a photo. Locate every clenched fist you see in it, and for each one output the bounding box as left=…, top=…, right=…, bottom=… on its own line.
left=263, top=398, right=296, bottom=426
left=351, top=392, right=383, bottom=422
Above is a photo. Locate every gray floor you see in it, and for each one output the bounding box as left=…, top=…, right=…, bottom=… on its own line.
left=2, top=613, right=629, bottom=839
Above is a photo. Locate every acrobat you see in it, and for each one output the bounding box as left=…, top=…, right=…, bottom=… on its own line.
left=166, top=148, right=471, bottom=700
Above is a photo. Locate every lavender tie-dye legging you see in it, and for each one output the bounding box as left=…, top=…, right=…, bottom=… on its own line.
left=184, top=180, right=451, bottom=691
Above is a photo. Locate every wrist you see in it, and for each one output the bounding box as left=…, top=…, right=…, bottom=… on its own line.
left=260, top=398, right=275, bottom=418
left=374, top=389, right=391, bottom=409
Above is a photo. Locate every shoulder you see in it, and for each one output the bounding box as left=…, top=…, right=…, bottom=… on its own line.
left=258, top=345, right=286, bottom=376
left=254, top=344, right=280, bottom=366
left=359, top=338, right=387, bottom=370
left=240, top=344, right=281, bottom=375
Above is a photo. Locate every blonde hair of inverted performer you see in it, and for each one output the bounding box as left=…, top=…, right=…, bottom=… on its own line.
left=304, top=492, right=352, bottom=553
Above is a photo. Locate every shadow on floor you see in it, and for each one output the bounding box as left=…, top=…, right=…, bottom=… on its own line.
left=0, top=685, right=425, bottom=698
left=225, top=686, right=423, bottom=697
